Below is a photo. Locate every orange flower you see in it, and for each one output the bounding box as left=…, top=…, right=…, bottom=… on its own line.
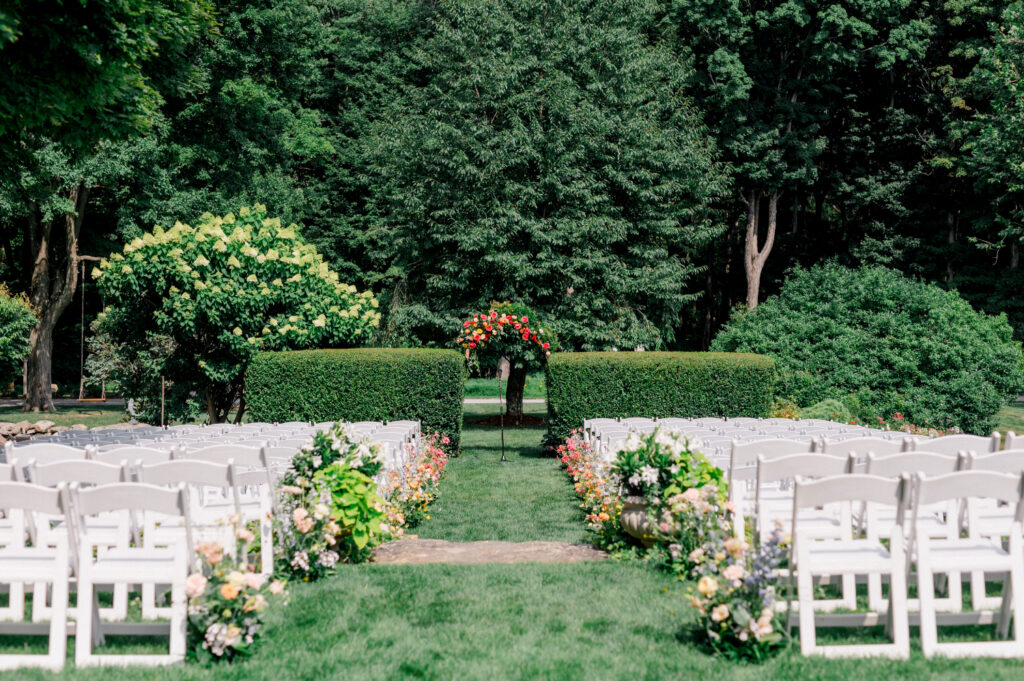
left=220, top=583, right=241, bottom=600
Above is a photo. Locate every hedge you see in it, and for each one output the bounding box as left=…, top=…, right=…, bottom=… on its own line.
left=246, top=348, right=466, bottom=451
left=545, top=352, right=777, bottom=444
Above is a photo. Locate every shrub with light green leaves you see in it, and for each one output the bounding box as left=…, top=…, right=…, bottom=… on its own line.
left=0, top=285, right=36, bottom=392
left=711, top=264, right=1024, bottom=434
left=93, top=205, right=380, bottom=423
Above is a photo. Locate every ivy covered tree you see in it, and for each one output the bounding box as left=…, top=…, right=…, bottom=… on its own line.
left=366, top=0, right=729, bottom=351
left=91, top=205, right=380, bottom=423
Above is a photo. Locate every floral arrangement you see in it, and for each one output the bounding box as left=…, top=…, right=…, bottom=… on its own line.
left=186, top=541, right=286, bottom=663
left=686, top=524, right=786, bottom=661
left=456, top=307, right=552, bottom=357
left=609, top=429, right=723, bottom=503
left=875, top=412, right=961, bottom=437
left=651, top=485, right=732, bottom=577
left=556, top=429, right=623, bottom=549
left=275, top=422, right=387, bottom=575
left=381, top=431, right=450, bottom=527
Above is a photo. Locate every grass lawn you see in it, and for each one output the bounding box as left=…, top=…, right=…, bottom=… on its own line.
left=994, top=402, right=1024, bottom=437
left=463, top=372, right=546, bottom=399
left=5, top=404, right=1024, bottom=679
left=0, top=404, right=127, bottom=429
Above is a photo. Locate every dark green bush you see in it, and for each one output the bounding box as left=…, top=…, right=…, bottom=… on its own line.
left=711, top=264, right=1024, bottom=434
left=545, top=352, right=777, bottom=444
left=246, top=349, right=466, bottom=451
left=0, top=285, right=36, bottom=391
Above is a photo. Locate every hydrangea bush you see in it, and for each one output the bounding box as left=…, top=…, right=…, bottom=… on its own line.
left=186, top=541, right=286, bottom=663
left=92, top=204, right=381, bottom=423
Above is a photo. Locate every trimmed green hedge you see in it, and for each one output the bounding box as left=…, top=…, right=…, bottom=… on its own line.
left=545, top=352, right=777, bottom=444
left=246, top=349, right=466, bottom=451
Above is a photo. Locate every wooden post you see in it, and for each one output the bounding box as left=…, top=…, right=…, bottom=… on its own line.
left=497, top=357, right=510, bottom=462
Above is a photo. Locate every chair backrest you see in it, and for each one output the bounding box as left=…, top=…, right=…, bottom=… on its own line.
left=70, top=482, right=192, bottom=556
left=137, top=459, right=242, bottom=518
left=91, top=446, right=175, bottom=466
left=756, top=453, right=852, bottom=488
left=965, top=450, right=1024, bottom=474
left=178, top=444, right=267, bottom=467
left=730, top=439, right=814, bottom=472
left=0, top=481, right=65, bottom=515
left=794, top=474, right=905, bottom=510
left=911, top=432, right=999, bottom=455
left=914, top=471, right=1024, bottom=508
left=864, top=452, right=960, bottom=478
left=819, top=437, right=907, bottom=456
left=1007, top=431, right=1020, bottom=450
left=7, top=442, right=91, bottom=466
left=29, top=459, right=128, bottom=486
left=0, top=458, right=18, bottom=482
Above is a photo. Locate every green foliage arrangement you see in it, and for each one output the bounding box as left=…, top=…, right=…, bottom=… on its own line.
left=545, top=352, right=777, bottom=444
left=610, top=430, right=724, bottom=503
left=247, top=348, right=466, bottom=452
left=0, top=284, right=36, bottom=390
left=711, top=264, right=1024, bottom=433
left=91, top=205, right=379, bottom=423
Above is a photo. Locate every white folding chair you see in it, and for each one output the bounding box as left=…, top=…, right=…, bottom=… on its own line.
left=819, top=437, right=909, bottom=457
left=68, top=482, right=192, bottom=667
left=28, top=459, right=133, bottom=622
left=5, top=442, right=91, bottom=479
left=862, top=451, right=963, bottom=613
left=0, top=482, right=70, bottom=671
left=790, top=474, right=910, bottom=659
left=728, top=439, right=814, bottom=537
left=178, top=445, right=274, bottom=574
left=90, top=446, right=174, bottom=467
left=912, top=471, right=1024, bottom=658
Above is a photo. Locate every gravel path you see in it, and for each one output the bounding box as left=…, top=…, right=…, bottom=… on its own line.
left=372, top=539, right=606, bottom=565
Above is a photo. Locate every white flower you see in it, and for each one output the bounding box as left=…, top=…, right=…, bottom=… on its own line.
left=639, top=465, right=659, bottom=485
left=628, top=473, right=642, bottom=488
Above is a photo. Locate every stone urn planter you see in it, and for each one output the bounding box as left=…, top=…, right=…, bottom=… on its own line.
left=619, top=495, right=655, bottom=547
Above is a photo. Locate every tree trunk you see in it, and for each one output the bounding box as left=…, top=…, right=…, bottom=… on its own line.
left=743, top=190, right=779, bottom=310
left=23, top=184, right=88, bottom=412
left=504, top=364, right=527, bottom=424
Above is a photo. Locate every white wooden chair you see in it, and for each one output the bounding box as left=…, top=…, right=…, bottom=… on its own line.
left=28, top=459, right=133, bottom=622
left=961, top=450, right=1024, bottom=610
left=4, top=442, right=92, bottom=479
left=862, top=451, right=963, bottom=613
left=728, top=439, right=814, bottom=537
left=819, top=437, right=908, bottom=457
left=911, top=471, right=1024, bottom=658
left=68, top=482, right=192, bottom=667
left=177, top=445, right=274, bottom=574
left=0, top=482, right=70, bottom=671
left=790, top=474, right=910, bottom=659
left=0, top=461, right=26, bottom=622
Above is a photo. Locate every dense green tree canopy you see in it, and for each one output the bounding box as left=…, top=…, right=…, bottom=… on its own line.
left=366, top=0, right=729, bottom=351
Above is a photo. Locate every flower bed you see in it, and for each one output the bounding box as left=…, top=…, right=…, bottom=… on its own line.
left=557, top=426, right=786, bottom=661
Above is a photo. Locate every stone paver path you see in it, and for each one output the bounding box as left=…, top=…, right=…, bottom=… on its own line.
left=373, top=539, right=607, bottom=565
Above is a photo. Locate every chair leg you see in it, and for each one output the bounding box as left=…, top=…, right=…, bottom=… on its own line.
left=30, top=582, right=48, bottom=622
left=918, top=566, right=938, bottom=658
left=797, top=544, right=817, bottom=655
left=997, top=578, right=1012, bottom=640
left=47, top=573, right=68, bottom=671
left=1010, top=557, right=1024, bottom=645
left=260, top=517, right=273, bottom=576
left=889, top=545, right=910, bottom=658
left=75, top=576, right=94, bottom=667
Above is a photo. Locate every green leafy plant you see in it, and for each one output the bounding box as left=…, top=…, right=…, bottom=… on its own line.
left=247, top=348, right=466, bottom=452
left=0, top=284, right=36, bottom=393
left=312, top=463, right=385, bottom=559
left=92, top=204, right=380, bottom=423
left=712, top=264, right=1024, bottom=433
left=545, top=352, right=777, bottom=445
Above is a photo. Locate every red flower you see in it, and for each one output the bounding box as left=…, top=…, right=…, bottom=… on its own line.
left=463, top=321, right=471, bottom=327
left=490, top=311, right=498, bottom=319
left=522, top=333, right=530, bottom=341
left=514, top=323, right=521, bottom=329
left=472, top=334, right=480, bottom=341
left=485, top=325, right=492, bottom=331
left=521, top=316, right=528, bottom=323
left=542, top=342, right=550, bottom=350
left=469, top=342, right=477, bottom=349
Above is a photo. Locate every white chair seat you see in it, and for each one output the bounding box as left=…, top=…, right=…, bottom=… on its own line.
left=805, top=539, right=893, bottom=574
left=925, top=539, right=1010, bottom=571
left=0, top=547, right=66, bottom=580
left=90, top=547, right=180, bottom=583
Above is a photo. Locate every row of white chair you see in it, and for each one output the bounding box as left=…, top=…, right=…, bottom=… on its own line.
left=790, top=470, right=1024, bottom=659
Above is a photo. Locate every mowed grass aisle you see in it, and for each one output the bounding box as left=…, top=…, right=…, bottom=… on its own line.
left=6, top=405, right=1024, bottom=680
left=414, top=404, right=584, bottom=543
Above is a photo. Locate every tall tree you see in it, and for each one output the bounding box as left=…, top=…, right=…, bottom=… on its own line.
left=0, top=0, right=214, bottom=411
left=669, top=0, right=933, bottom=308
left=365, top=0, right=729, bottom=351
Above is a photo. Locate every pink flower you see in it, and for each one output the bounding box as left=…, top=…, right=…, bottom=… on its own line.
left=711, top=604, right=730, bottom=622
left=245, top=573, right=265, bottom=590
left=185, top=573, right=207, bottom=599
left=295, top=517, right=315, bottom=534
left=442, top=437, right=450, bottom=445
left=292, top=508, right=309, bottom=523
left=236, top=527, right=256, bottom=543
left=682, top=488, right=700, bottom=502
left=281, top=485, right=303, bottom=495
left=269, top=579, right=285, bottom=595
left=723, top=564, right=745, bottom=582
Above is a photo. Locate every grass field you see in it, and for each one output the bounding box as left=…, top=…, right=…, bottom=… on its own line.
left=6, top=403, right=1024, bottom=678
left=463, top=373, right=546, bottom=399
left=994, top=402, right=1024, bottom=437
left=0, top=404, right=126, bottom=429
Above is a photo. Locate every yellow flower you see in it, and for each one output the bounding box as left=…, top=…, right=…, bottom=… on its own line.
left=697, top=576, right=718, bottom=597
